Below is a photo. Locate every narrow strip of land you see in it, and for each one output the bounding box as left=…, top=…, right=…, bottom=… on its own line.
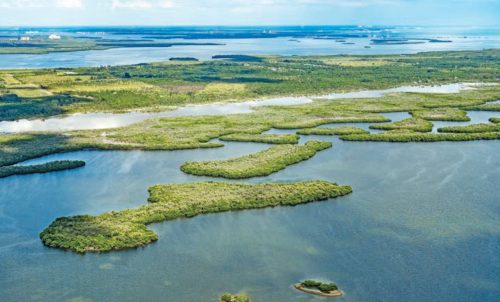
left=40, top=181, right=352, bottom=253
left=0, top=160, right=85, bottom=178
left=180, top=141, right=331, bottom=179
left=219, top=133, right=300, bottom=144
left=297, top=127, right=368, bottom=136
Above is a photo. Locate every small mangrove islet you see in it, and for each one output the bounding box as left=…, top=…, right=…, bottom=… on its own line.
left=220, top=293, right=251, bottom=302
left=180, top=141, right=332, bottom=179
left=294, top=280, right=342, bottom=297
left=40, top=181, right=353, bottom=253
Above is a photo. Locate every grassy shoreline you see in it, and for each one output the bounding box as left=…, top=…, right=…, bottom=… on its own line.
left=369, top=117, right=433, bottom=132
left=219, top=133, right=300, bottom=144
left=341, top=130, right=500, bottom=142
left=297, top=127, right=369, bottom=136
left=0, top=160, right=85, bottom=178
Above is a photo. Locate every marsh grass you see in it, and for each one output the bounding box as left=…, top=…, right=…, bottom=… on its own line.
left=341, top=130, right=500, bottom=142
left=0, top=160, right=85, bottom=178
left=369, top=117, right=433, bottom=132
left=2, top=49, right=500, bottom=118
left=180, top=141, right=332, bottom=179
left=297, top=127, right=369, bottom=136
left=40, top=181, right=352, bottom=253
left=219, top=133, right=300, bottom=144
left=411, top=107, right=470, bottom=121
left=438, top=123, right=500, bottom=133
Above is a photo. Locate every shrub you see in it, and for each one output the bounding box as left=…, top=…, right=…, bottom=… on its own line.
left=40, top=181, right=352, bottom=253
left=180, top=141, right=332, bottom=179
left=318, top=283, right=338, bottom=292
left=220, top=293, right=233, bottom=302
left=301, top=280, right=322, bottom=288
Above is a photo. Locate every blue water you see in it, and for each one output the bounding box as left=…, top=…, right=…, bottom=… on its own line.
left=0, top=26, right=499, bottom=69
left=1, top=25, right=499, bottom=302
left=0, top=125, right=499, bottom=301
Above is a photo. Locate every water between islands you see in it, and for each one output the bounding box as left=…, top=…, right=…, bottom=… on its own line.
left=0, top=85, right=499, bottom=302
left=0, top=83, right=493, bottom=133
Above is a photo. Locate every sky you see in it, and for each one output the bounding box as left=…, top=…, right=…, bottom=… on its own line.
left=0, top=0, right=499, bottom=27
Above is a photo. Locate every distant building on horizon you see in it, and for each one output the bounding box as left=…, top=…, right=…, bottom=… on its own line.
left=19, top=36, right=30, bottom=41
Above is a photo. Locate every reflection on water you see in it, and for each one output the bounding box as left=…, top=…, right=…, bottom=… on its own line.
left=324, top=82, right=486, bottom=99
left=0, top=83, right=489, bottom=133
left=0, top=135, right=498, bottom=302
left=432, top=111, right=500, bottom=133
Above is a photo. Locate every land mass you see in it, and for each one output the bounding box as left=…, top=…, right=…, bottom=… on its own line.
left=1, top=50, right=499, bottom=178
left=1, top=49, right=499, bottom=121
left=180, top=141, right=331, bottom=179
left=40, top=181, right=352, bottom=253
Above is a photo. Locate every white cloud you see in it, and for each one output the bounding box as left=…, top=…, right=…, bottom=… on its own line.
left=56, top=0, right=83, bottom=8
left=0, top=0, right=44, bottom=8
left=0, top=0, right=82, bottom=8
left=158, top=1, right=174, bottom=8
left=111, top=0, right=153, bottom=9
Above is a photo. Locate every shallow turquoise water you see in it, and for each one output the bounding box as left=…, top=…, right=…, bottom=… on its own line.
left=0, top=130, right=499, bottom=301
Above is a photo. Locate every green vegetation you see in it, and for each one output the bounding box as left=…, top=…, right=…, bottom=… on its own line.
left=490, top=117, right=500, bottom=123
left=0, top=38, right=106, bottom=54
left=297, top=127, right=369, bottom=136
left=299, top=280, right=340, bottom=294
left=464, top=102, right=500, bottom=112
left=40, top=181, right=352, bottom=253
left=411, top=107, right=470, bottom=121
left=369, top=117, right=433, bottom=132
left=219, top=133, right=300, bottom=144
left=300, top=280, right=338, bottom=292
left=220, top=293, right=251, bottom=302
left=180, top=141, right=331, bottom=179
left=0, top=37, right=221, bottom=54
left=438, top=123, right=500, bottom=133
left=341, top=130, right=500, bottom=142
left=0, top=160, right=85, bottom=178
left=1, top=49, right=500, bottom=120
left=0, top=134, right=84, bottom=167
left=1, top=85, right=500, bottom=169
left=1, top=51, right=500, bottom=171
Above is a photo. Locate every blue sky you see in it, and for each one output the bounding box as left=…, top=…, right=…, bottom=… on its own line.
left=0, top=0, right=498, bottom=26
